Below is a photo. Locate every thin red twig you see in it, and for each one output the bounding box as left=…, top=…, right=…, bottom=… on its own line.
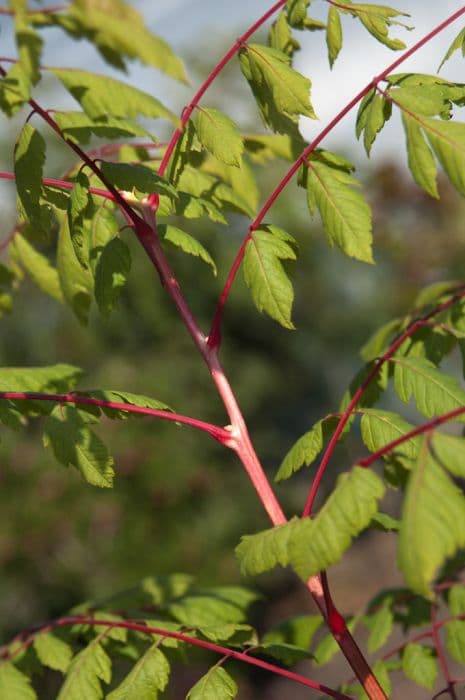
left=0, top=171, right=117, bottom=203
left=0, top=616, right=352, bottom=700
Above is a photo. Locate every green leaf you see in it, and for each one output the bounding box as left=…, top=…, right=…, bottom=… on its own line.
left=57, top=639, right=111, bottom=700
left=268, top=12, right=301, bottom=58
left=202, top=157, right=259, bottom=218
left=360, top=409, right=419, bottom=465
left=422, top=118, right=465, bottom=197
left=305, top=150, right=373, bottom=262
left=94, top=237, right=131, bottom=316
left=255, top=642, right=312, bottom=665
left=12, top=234, right=64, bottom=302
left=54, top=111, right=149, bottom=145
left=439, top=26, right=465, bottom=71
left=67, top=1, right=187, bottom=82
left=57, top=216, right=93, bottom=324
left=449, top=585, right=465, bottom=615
left=51, top=69, right=178, bottom=123
left=326, top=6, right=342, bottom=67
left=68, top=171, right=93, bottom=268
left=276, top=416, right=340, bottom=481
left=244, top=133, right=303, bottom=162
left=34, top=632, right=73, bottom=673
left=239, top=43, right=316, bottom=135
left=364, top=602, right=393, bottom=652
left=398, top=438, right=465, bottom=597
left=263, top=615, right=322, bottom=650
left=169, top=586, right=256, bottom=626
left=82, top=390, right=171, bottom=419
left=401, top=112, right=438, bottom=198
left=289, top=467, right=385, bottom=580
left=313, top=617, right=359, bottom=665
left=286, top=0, right=310, bottom=28
left=243, top=225, right=297, bottom=329
left=362, top=92, right=391, bottom=156
left=235, top=518, right=298, bottom=576
left=107, top=645, right=169, bottom=700
left=402, top=643, right=437, bottom=689
left=100, top=162, right=177, bottom=200
left=360, top=318, right=401, bottom=361
left=339, top=2, right=410, bottom=50
left=431, top=432, right=465, bottom=478
left=159, top=225, right=216, bottom=275
left=14, top=123, right=47, bottom=232
left=194, top=107, right=243, bottom=167
left=369, top=512, right=399, bottom=531
left=186, top=666, right=237, bottom=700
left=392, top=356, right=465, bottom=419
left=0, top=363, right=82, bottom=393
left=0, top=662, right=37, bottom=700
left=13, top=11, right=43, bottom=87
left=445, top=620, right=465, bottom=664
left=43, top=405, right=115, bottom=488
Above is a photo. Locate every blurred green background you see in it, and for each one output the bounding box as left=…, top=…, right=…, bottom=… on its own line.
left=1, top=3, right=465, bottom=697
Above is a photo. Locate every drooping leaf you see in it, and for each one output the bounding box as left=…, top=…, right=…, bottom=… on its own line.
left=43, top=405, right=115, bottom=488
left=431, top=431, right=465, bottom=478
left=243, top=225, right=297, bottom=329
left=194, top=107, right=243, bottom=167
left=338, top=2, right=410, bottom=50
left=235, top=518, right=298, bottom=576
left=422, top=118, right=465, bottom=197
left=169, top=586, right=257, bottom=627
left=326, top=6, right=343, bottom=67
left=107, top=645, right=169, bottom=700
left=276, top=415, right=339, bottom=481
left=401, top=112, right=438, bottom=197
left=34, top=632, right=73, bottom=673
left=398, top=438, right=465, bottom=597
left=239, top=43, right=316, bottom=135
left=289, top=467, right=385, bottom=580
left=268, top=11, right=301, bottom=58
left=13, top=11, right=43, bottom=88
left=159, top=225, right=216, bottom=275
left=57, top=216, right=93, bottom=324
left=445, top=620, right=465, bottom=664
left=364, top=601, right=394, bottom=652
left=392, top=356, right=465, bottom=420
left=402, top=643, right=438, bottom=689
left=439, top=26, right=465, bottom=71
left=12, top=234, right=64, bottom=302
left=54, top=111, right=149, bottom=145
left=14, top=123, right=48, bottom=234
left=254, top=642, right=312, bottom=665
left=57, top=639, right=111, bottom=700
left=0, top=662, right=37, bottom=700
left=262, top=615, right=322, bottom=650
left=94, top=237, right=131, bottom=316
left=202, top=156, right=259, bottom=218
left=186, top=666, right=237, bottom=700
left=66, top=0, right=187, bottom=82
left=51, top=68, right=178, bottom=123
left=68, top=171, right=93, bottom=268
left=360, top=318, right=401, bottom=361
left=100, top=162, right=177, bottom=199
left=0, top=363, right=82, bottom=394
left=286, top=0, right=310, bottom=28
left=362, top=92, right=392, bottom=155
left=305, top=150, right=373, bottom=262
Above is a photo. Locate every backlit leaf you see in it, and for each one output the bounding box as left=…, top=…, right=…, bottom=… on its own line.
left=439, top=26, right=465, bottom=71
left=339, top=2, right=410, bottom=50
left=364, top=602, right=393, bottom=652
left=194, top=107, right=243, bottom=167
left=0, top=662, right=37, bottom=700
left=54, top=111, right=149, bottom=145
left=186, top=666, right=237, bottom=700
left=398, top=438, right=465, bottom=597
left=360, top=409, right=419, bottom=465
left=94, top=237, right=131, bottom=316
left=402, top=643, right=437, bottom=689
left=51, top=69, right=178, bottom=123
left=34, top=632, right=73, bottom=673
left=12, top=234, right=63, bottom=302
left=276, top=419, right=324, bottom=481
left=326, top=6, right=342, bottom=67
left=289, top=467, right=385, bottom=580
left=57, top=639, right=111, bottom=700
left=159, top=225, right=216, bottom=275
left=401, top=112, right=438, bottom=197
left=14, top=123, right=46, bottom=231
left=57, top=216, right=93, bottom=324
left=243, top=225, right=297, bottom=329
left=236, top=518, right=298, bottom=576
left=445, top=620, right=465, bottom=664
left=305, top=150, right=373, bottom=262
left=43, top=405, right=115, bottom=488
left=107, top=645, right=169, bottom=700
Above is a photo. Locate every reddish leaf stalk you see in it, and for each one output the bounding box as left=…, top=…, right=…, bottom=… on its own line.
left=153, top=0, right=288, bottom=187
left=208, top=3, right=465, bottom=348
left=431, top=602, right=458, bottom=700
left=302, top=286, right=465, bottom=516
left=1, top=616, right=352, bottom=700
left=0, top=171, right=118, bottom=203
left=0, top=391, right=230, bottom=444
left=358, top=405, right=465, bottom=469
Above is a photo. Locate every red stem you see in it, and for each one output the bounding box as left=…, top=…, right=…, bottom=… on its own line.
left=358, top=405, right=465, bottom=469
left=302, top=286, right=465, bottom=516
left=0, top=171, right=117, bottom=203
left=208, top=3, right=465, bottom=350
left=153, top=0, right=288, bottom=187
left=0, top=391, right=230, bottom=444
left=1, top=616, right=352, bottom=700
left=431, top=603, right=458, bottom=700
